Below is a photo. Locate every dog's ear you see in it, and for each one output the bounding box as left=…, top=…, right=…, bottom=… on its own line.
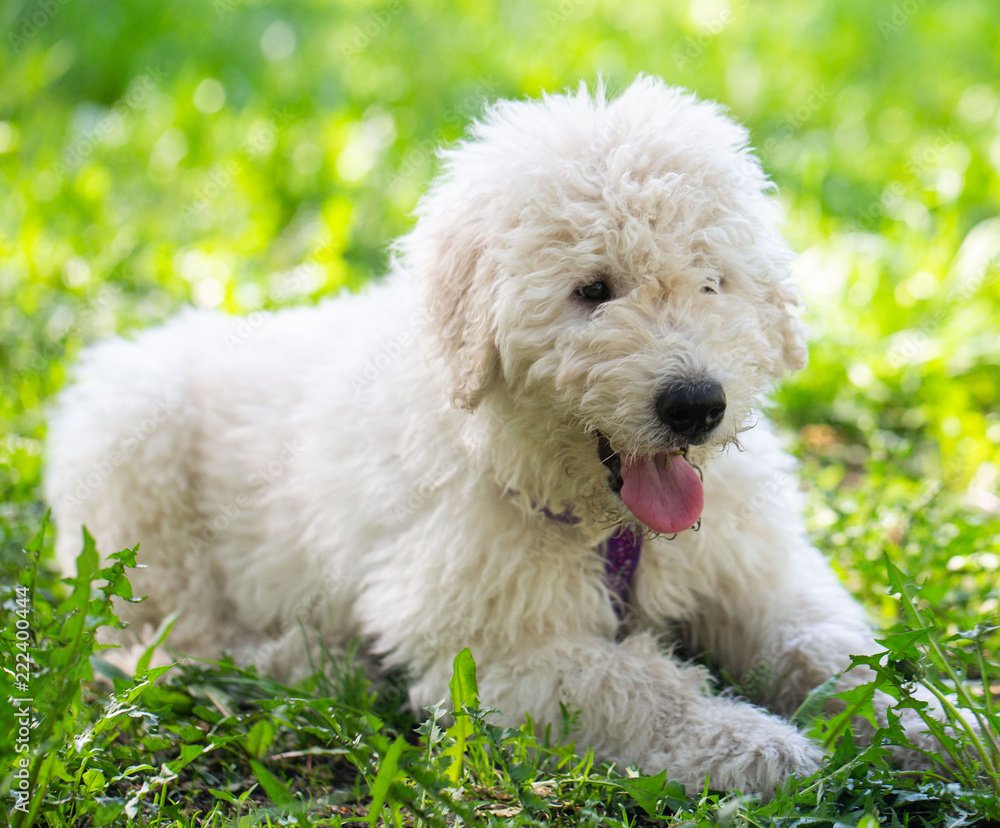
left=765, top=276, right=808, bottom=376
left=403, top=216, right=501, bottom=410
left=427, top=231, right=500, bottom=408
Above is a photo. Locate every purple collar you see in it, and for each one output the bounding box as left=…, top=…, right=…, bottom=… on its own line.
left=600, top=525, right=642, bottom=618
left=531, top=502, right=641, bottom=618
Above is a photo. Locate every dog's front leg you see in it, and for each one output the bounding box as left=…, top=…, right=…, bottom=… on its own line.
left=409, top=632, right=823, bottom=796
left=695, top=543, right=877, bottom=717
left=702, top=545, right=967, bottom=768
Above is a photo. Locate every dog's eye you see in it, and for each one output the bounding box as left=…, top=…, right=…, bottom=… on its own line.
left=701, top=284, right=718, bottom=295
left=576, top=281, right=611, bottom=302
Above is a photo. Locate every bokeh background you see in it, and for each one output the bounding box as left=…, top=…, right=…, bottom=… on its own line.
left=1, top=0, right=998, bottom=623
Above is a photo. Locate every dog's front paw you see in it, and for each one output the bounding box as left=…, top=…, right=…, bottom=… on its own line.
left=709, top=721, right=824, bottom=797
left=654, top=705, right=824, bottom=797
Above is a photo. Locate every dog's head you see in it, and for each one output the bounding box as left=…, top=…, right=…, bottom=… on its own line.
left=399, top=77, right=807, bottom=533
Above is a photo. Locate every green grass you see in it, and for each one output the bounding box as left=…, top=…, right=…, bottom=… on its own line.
left=2, top=529, right=999, bottom=826
left=2, top=0, right=999, bottom=824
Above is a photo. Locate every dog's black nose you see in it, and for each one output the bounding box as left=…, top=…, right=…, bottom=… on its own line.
left=655, top=380, right=727, bottom=442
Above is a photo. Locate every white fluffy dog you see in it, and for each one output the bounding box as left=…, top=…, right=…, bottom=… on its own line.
left=47, top=77, right=924, bottom=794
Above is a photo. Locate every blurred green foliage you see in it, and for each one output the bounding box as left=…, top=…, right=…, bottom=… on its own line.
left=1, top=0, right=999, bottom=620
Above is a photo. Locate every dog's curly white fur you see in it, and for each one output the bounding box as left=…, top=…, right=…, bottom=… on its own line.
left=46, top=78, right=931, bottom=794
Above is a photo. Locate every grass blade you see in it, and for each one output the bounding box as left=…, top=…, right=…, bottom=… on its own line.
left=367, top=735, right=407, bottom=827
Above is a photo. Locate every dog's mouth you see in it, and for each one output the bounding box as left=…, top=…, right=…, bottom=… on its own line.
left=597, top=433, right=704, bottom=535
left=597, top=433, right=624, bottom=492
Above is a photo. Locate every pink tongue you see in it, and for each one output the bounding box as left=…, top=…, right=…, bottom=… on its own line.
left=620, top=452, right=704, bottom=534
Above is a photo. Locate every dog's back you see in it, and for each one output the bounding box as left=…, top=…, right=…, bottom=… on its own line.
left=44, top=282, right=434, bottom=672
